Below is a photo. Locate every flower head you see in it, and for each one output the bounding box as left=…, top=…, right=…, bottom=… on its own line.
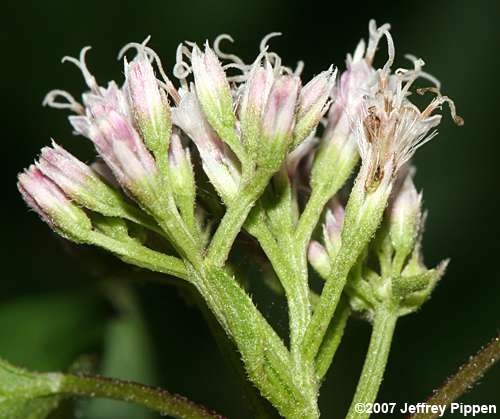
left=44, top=47, right=163, bottom=210
left=18, top=165, right=92, bottom=240
left=293, top=67, right=335, bottom=147
left=261, top=76, right=300, bottom=145
left=172, top=89, right=240, bottom=202
left=324, top=20, right=392, bottom=142
left=355, top=72, right=462, bottom=191
left=191, top=43, right=235, bottom=129
left=121, top=43, right=172, bottom=154
left=36, top=142, right=128, bottom=217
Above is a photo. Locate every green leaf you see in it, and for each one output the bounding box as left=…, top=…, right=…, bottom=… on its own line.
left=0, top=358, right=63, bottom=419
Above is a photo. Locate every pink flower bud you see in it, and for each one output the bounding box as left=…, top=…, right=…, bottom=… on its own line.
left=83, top=82, right=131, bottom=120
left=126, top=53, right=171, bottom=153
left=87, top=110, right=160, bottom=206
left=191, top=44, right=233, bottom=118
left=262, top=76, right=300, bottom=143
left=323, top=199, right=345, bottom=257
left=239, top=61, right=274, bottom=125
left=37, top=142, right=126, bottom=216
left=37, top=142, right=95, bottom=195
left=308, top=240, right=330, bottom=278
left=389, top=170, right=422, bottom=254
left=18, top=165, right=91, bottom=239
left=293, top=67, right=335, bottom=146
left=172, top=90, right=239, bottom=201
left=168, top=132, right=189, bottom=169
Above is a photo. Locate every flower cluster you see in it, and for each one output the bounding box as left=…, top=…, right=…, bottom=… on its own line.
left=17, top=21, right=463, bottom=418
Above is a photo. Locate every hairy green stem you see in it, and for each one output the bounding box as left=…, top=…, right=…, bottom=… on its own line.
left=190, top=265, right=319, bottom=419
left=346, top=307, right=398, bottom=419
left=207, top=173, right=271, bottom=267
left=88, top=231, right=188, bottom=279
left=120, top=202, right=167, bottom=237
left=315, top=299, right=351, bottom=380
left=410, top=334, right=500, bottom=419
left=60, top=373, right=225, bottom=419
left=246, top=213, right=310, bottom=359
left=301, top=253, right=353, bottom=363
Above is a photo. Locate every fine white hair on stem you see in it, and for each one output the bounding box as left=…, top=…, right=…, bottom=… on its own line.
left=42, top=90, right=84, bottom=114
left=62, top=46, right=100, bottom=94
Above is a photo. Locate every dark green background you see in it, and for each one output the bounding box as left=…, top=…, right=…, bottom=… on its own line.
left=2, top=0, right=499, bottom=418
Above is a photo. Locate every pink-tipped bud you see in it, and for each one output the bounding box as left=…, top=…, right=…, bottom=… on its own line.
left=168, top=132, right=189, bottom=169
left=240, top=61, right=274, bottom=128
left=18, top=165, right=91, bottom=240
left=191, top=44, right=233, bottom=122
left=293, top=67, right=336, bottom=147
left=172, top=91, right=239, bottom=201
left=323, top=198, right=345, bottom=258
left=89, top=110, right=160, bottom=207
left=126, top=53, right=171, bottom=153
left=37, top=142, right=125, bottom=217
left=308, top=240, right=330, bottom=278
left=262, top=76, right=300, bottom=144
left=323, top=39, right=377, bottom=143
left=389, top=170, right=422, bottom=256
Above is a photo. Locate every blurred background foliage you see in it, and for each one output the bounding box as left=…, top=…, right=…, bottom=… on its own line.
left=2, top=0, right=499, bottom=417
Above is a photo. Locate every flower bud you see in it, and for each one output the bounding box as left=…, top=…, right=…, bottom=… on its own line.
left=260, top=76, right=300, bottom=167
left=389, top=171, right=422, bottom=266
left=286, top=133, right=318, bottom=178
left=36, top=142, right=128, bottom=217
left=168, top=132, right=196, bottom=206
left=308, top=240, right=330, bottom=278
left=191, top=44, right=235, bottom=132
left=239, top=60, right=274, bottom=156
left=18, top=165, right=92, bottom=241
left=126, top=53, right=171, bottom=155
left=172, top=90, right=239, bottom=202
left=322, top=199, right=345, bottom=259
left=293, top=67, right=335, bottom=148
left=89, top=110, right=161, bottom=209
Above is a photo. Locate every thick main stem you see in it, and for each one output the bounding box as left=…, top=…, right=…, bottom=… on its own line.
left=345, top=307, right=398, bottom=419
